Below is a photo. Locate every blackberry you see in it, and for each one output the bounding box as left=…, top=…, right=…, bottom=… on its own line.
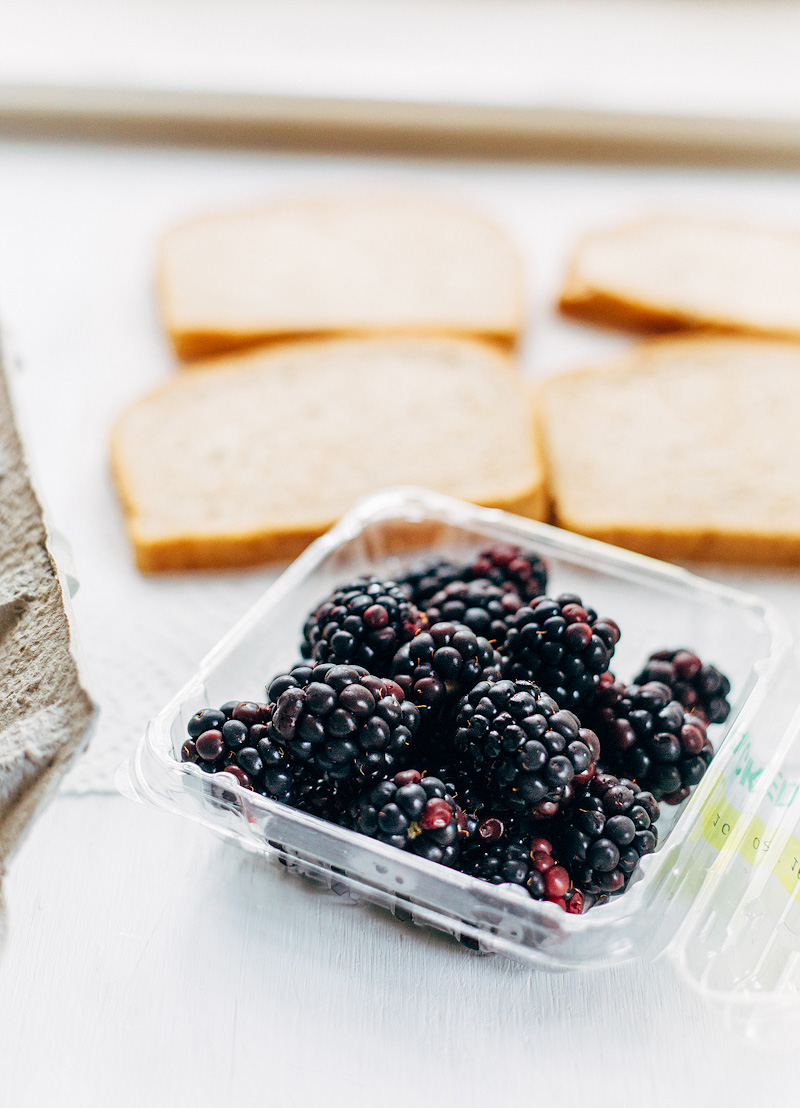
left=502, top=593, right=620, bottom=712
left=349, top=770, right=466, bottom=865
left=301, top=576, right=424, bottom=675
left=423, top=579, right=522, bottom=648
left=182, top=700, right=270, bottom=779
left=291, top=773, right=358, bottom=822
left=390, top=621, right=502, bottom=719
left=397, top=543, right=547, bottom=610
left=186, top=706, right=229, bottom=740
left=555, top=772, right=659, bottom=898
left=181, top=697, right=357, bottom=819
left=397, top=557, right=467, bottom=607
left=594, top=677, right=713, bottom=804
left=255, top=736, right=358, bottom=819
left=426, top=762, right=487, bottom=820
left=634, top=649, right=732, bottom=725
left=267, top=663, right=420, bottom=784
left=469, top=542, right=548, bottom=601
left=459, top=821, right=583, bottom=911
left=453, top=679, right=600, bottom=820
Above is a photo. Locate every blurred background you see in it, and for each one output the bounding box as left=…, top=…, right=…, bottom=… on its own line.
left=3, top=0, right=800, bottom=161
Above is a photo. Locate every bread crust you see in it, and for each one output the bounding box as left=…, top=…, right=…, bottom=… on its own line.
left=171, top=325, right=519, bottom=363
left=552, top=516, right=800, bottom=566
left=124, top=482, right=548, bottom=574
left=559, top=276, right=702, bottom=335
left=558, top=216, right=800, bottom=341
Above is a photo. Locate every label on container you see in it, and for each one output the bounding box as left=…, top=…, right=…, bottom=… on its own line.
left=695, top=732, right=800, bottom=900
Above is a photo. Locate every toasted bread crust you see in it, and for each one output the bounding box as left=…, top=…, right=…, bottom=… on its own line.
left=558, top=215, right=800, bottom=340
left=172, top=325, right=519, bottom=363
left=126, top=483, right=548, bottom=574
left=559, top=278, right=800, bottom=341
left=559, top=277, right=702, bottom=335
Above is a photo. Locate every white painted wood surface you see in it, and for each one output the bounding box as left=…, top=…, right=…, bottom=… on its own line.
left=2, top=794, right=799, bottom=1106
left=0, top=139, right=799, bottom=1101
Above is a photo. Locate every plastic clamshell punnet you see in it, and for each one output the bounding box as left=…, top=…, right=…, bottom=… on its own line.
left=118, top=488, right=800, bottom=1032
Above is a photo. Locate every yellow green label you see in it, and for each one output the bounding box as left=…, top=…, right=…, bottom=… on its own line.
left=697, top=774, right=800, bottom=901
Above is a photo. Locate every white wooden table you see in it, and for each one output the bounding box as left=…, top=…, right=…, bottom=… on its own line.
left=1, top=139, right=799, bottom=1105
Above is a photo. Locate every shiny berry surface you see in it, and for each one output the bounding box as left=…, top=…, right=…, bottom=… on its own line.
left=390, top=621, right=502, bottom=725
left=424, top=579, right=522, bottom=648
left=301, top=576, right=424, bottom=676
left=592, top=679, right=714, bottom=803
left=554, top=772, right=659, bottom=899
left=503, top=593, right=619, bottom=712
left=635, top=648, right=732, bottom=725
left=350, top=773, right=463, bottom=866
left=454, top=678, right=599, bottom=820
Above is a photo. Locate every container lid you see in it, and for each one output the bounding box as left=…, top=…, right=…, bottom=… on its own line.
left=667, top=646, right=800, bottom=1049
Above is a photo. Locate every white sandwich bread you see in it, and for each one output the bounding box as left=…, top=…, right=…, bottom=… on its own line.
left=159, top=195, right=525, bottom=359
left=111, top=336, right=546, bottom=572
left=538, top=335, right=800, bottom=563
left=559, top=215, right=800, bottom=340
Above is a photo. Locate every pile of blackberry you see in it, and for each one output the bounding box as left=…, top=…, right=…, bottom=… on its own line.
left=180, top=548, right=733, bottom=915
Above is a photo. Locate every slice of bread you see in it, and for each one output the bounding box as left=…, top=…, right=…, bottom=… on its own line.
left=111, top=336, right=546, bottom=572
left=538, top=335, right=800, bottom=563
left=559, top=215, right=800, bottom=340
left=159, top=195, right=525, bottom=359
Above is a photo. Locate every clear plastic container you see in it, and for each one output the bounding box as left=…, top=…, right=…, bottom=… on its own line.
left=118, top=487, right=800, bottom=1044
